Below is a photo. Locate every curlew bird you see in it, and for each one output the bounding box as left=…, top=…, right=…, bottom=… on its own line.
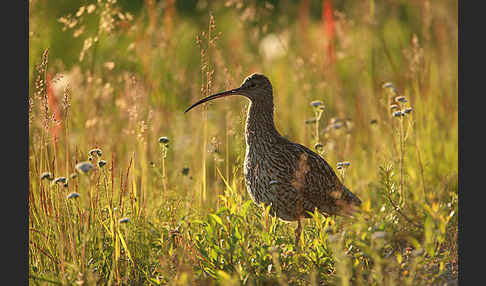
left=185, top=73, right=362, bottom=247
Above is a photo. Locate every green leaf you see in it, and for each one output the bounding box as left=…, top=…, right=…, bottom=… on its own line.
left=209, top=214, right=224, bottom=227
left=241, top=200, right=252, bottom=218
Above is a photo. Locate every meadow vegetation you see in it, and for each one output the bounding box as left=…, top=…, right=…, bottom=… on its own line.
left=29, top=0, right=458, bottom=285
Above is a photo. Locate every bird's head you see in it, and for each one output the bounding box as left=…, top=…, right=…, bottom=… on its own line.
left=238, top=73, right=273, bottom=100
left=184, top=73, right=273, bottom=113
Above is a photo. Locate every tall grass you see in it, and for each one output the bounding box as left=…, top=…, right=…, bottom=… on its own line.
left=29, top=0, right=457, bottom=285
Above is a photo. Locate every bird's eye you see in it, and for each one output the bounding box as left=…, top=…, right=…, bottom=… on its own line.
left=249, top=83, right=257, bottom=88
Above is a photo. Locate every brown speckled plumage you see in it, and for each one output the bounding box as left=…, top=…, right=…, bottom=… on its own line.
left=185, top=73, right=362, bottom=246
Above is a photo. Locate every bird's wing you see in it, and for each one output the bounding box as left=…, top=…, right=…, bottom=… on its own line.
left=279, top=141, right=340, bottom=188
left=278, top=141, right=343, bottom=214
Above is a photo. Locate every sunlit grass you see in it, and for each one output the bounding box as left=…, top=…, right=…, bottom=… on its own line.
left=29, top=1, right=457, bottom=285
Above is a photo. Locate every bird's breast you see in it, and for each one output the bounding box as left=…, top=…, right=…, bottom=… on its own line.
left=243, top=143, right=270, bottom=202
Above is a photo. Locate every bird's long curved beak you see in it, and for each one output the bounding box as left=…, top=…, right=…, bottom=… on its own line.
left=184, top=87, right=243, bottom=113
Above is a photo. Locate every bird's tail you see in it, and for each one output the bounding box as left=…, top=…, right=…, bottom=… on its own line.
left=336, top=186, right=362, bottom=217
left=343, top=186, right=362, bottom=207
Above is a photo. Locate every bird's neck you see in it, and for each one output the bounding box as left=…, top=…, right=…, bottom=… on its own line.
left=245, top=100, right=280, bottom=144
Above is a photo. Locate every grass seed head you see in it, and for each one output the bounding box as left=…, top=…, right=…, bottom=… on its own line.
left=395, top=96, right=407, bottom=103
left=158, top=136, right=169, bottom=144
left=119, top=217, right=130, bottom=223
left=76, top=161, right=95, bottom=173
left=40, top=172, right=53, bottom=181
left=403, top=107, right=413, bottom=114
left=382, top=82, right=394, bottom=89
left=89, top=148, right=103, bottom=157
left=67, top=192, right=80, bottom=199
left=311, top=100, right=323, bottom=107
left=54, top=177, right=67, bottom=184
left=182, top=167, right=190, bottom=175
left=393, top=111, right=404, bottom=117
left=98, top=160, right=107, bottom=168
left=382, top=82, right=398, bottom=94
